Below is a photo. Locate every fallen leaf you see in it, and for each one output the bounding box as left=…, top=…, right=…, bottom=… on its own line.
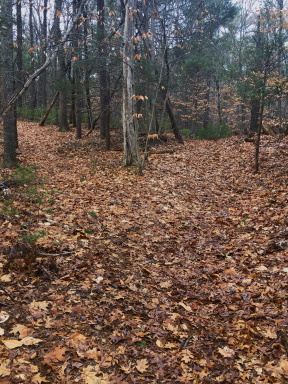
left=0, top=312, right=9, bottom=324
left=31, top=373, right=49, bottom=383
left=136, top=358, right=149, bottom=373
left=2, top=339, right=23, bottom=349
left=0, top=362, right=10, bottom=377
left=43, top=346, right=67, bottom=368
left=0, top=275, right=11, bottom=282
left=218, top=346, right=235, bottom=358
left=21, top=336, right=43, bottom=346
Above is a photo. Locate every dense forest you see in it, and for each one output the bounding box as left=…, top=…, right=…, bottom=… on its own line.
left=0, top=1, right=288, bottom=383
left=0, top=0, right=288, bottom=167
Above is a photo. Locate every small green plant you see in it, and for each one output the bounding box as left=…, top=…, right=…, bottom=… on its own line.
left=21, top=230, right=46, bottom=245
left=196, top=123, right=232, bottom=140
left=24, top=186, right=46, bottom=204
left=45, top=208, right=54, bottom=214
left=182, top=128, right=192, bottom=137
left=0, top=200, right=19, bottom=217
left=88, top=211, right=97, bottom=218
left=13, top=165, right=39, bottom=186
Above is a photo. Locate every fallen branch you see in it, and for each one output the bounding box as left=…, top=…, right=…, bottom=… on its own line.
left=0, top=283, right=15, bottom=301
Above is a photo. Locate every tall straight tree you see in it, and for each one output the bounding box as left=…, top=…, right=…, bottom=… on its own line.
left=54, top=0, right=69, bottom=131
left=123, top=0, right=140, bottom=166
left=97, top=0, right=111, bottom=149
left=16, top=0, right=23, bottom=108
left=1, top=0, right=17, bottom=167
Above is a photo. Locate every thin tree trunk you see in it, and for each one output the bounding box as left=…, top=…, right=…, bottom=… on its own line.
left=29, top=0, right=37, bottom=114
left=54, top=0, right=69, bottom=132
left=250, top=98, right=261, bottom=133
left=215, top=78, right=222, bottom=125
left=97, top=0, right=111, bottom=149
left=255, top=103, right=264, bottom=173
left=39, top=0, right=48, bottom=107
left=39, top=91, right=59, bottom=126
left=83, top=6, right=92, bottom=130
left=16, top=0, right=23, bottom=108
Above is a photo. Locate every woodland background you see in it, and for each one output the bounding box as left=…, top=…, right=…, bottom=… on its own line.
left=0, top=0, right=288, bottom=165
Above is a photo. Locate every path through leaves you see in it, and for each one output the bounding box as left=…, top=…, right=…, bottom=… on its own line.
left=0, top=122, right=288, bottom=383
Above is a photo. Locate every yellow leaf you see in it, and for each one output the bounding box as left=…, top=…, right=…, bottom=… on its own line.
left=156, top=339, right=163, bottom=347
left=0, top=361, right=10, bottom=377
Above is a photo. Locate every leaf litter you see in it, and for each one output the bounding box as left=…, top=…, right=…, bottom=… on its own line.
left=0, top=122, right=288, bottom=383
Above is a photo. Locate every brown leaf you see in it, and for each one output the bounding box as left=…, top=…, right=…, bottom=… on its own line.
left=43, top=346, right=67, bottom=368
left=136, top=358, right=149, bottom=373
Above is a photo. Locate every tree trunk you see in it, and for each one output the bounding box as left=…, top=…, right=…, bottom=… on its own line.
left=166, top=97, right=184, bottom=144
left=123, top=0, right=140, bottom=166
left=83, top=5, right=92, bottom=130
left=1, top=0, right=17, bottom=167
left=250, top=98, right=260, bottom=133
left=16, top=0, right=23, bottom=108
left=29, top=0, right=37, bottom=113
left=255, top=103, right=264, bottom=173
left=97, top=0, right=111, bottom=149
left=54, top=0, right=69, bottom=132
left=203, top=77, right=210, bottom=130
left=39, top=0, right=48, bottom=107
left=39, top=91, right=59, bottom=126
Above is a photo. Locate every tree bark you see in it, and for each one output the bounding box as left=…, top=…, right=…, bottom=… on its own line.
left=97, top=0, right=111, bottom=149
left=166, top=97, right=184, bottom=144
left=16, top=0, right=23, bottom=108
left=250, top=98, right=261, bottom=133
left=54, top=0, right=69, bottom=132
left=39, top=0, right=48, bottom=107
left=1, top=0, right=17, bottom=167
left=123, top=0, right=140, bottom=166
left=39, top=91, right=59, bottom=126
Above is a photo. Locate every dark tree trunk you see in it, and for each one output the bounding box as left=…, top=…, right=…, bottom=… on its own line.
left=215, top=78, right=222, bottom=125
left=39, top=91, right=59, bottom=126
left=29, top=0, right=37, bottom=113
left=166, top=97, right=184, bottom=144
left=1, top=0, right=18, bottom=167
left=83, top=6, right=92, bottom=130
left=250, top=99, right=261, bottom=133
left=54, top=0, right=69, bottom=132
left=39, top=0, right=48, bottom=107
left=203, top=77, right=210, bottom=130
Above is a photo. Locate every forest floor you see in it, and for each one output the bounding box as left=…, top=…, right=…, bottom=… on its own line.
left=0, top=122, right=288, bottom=384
